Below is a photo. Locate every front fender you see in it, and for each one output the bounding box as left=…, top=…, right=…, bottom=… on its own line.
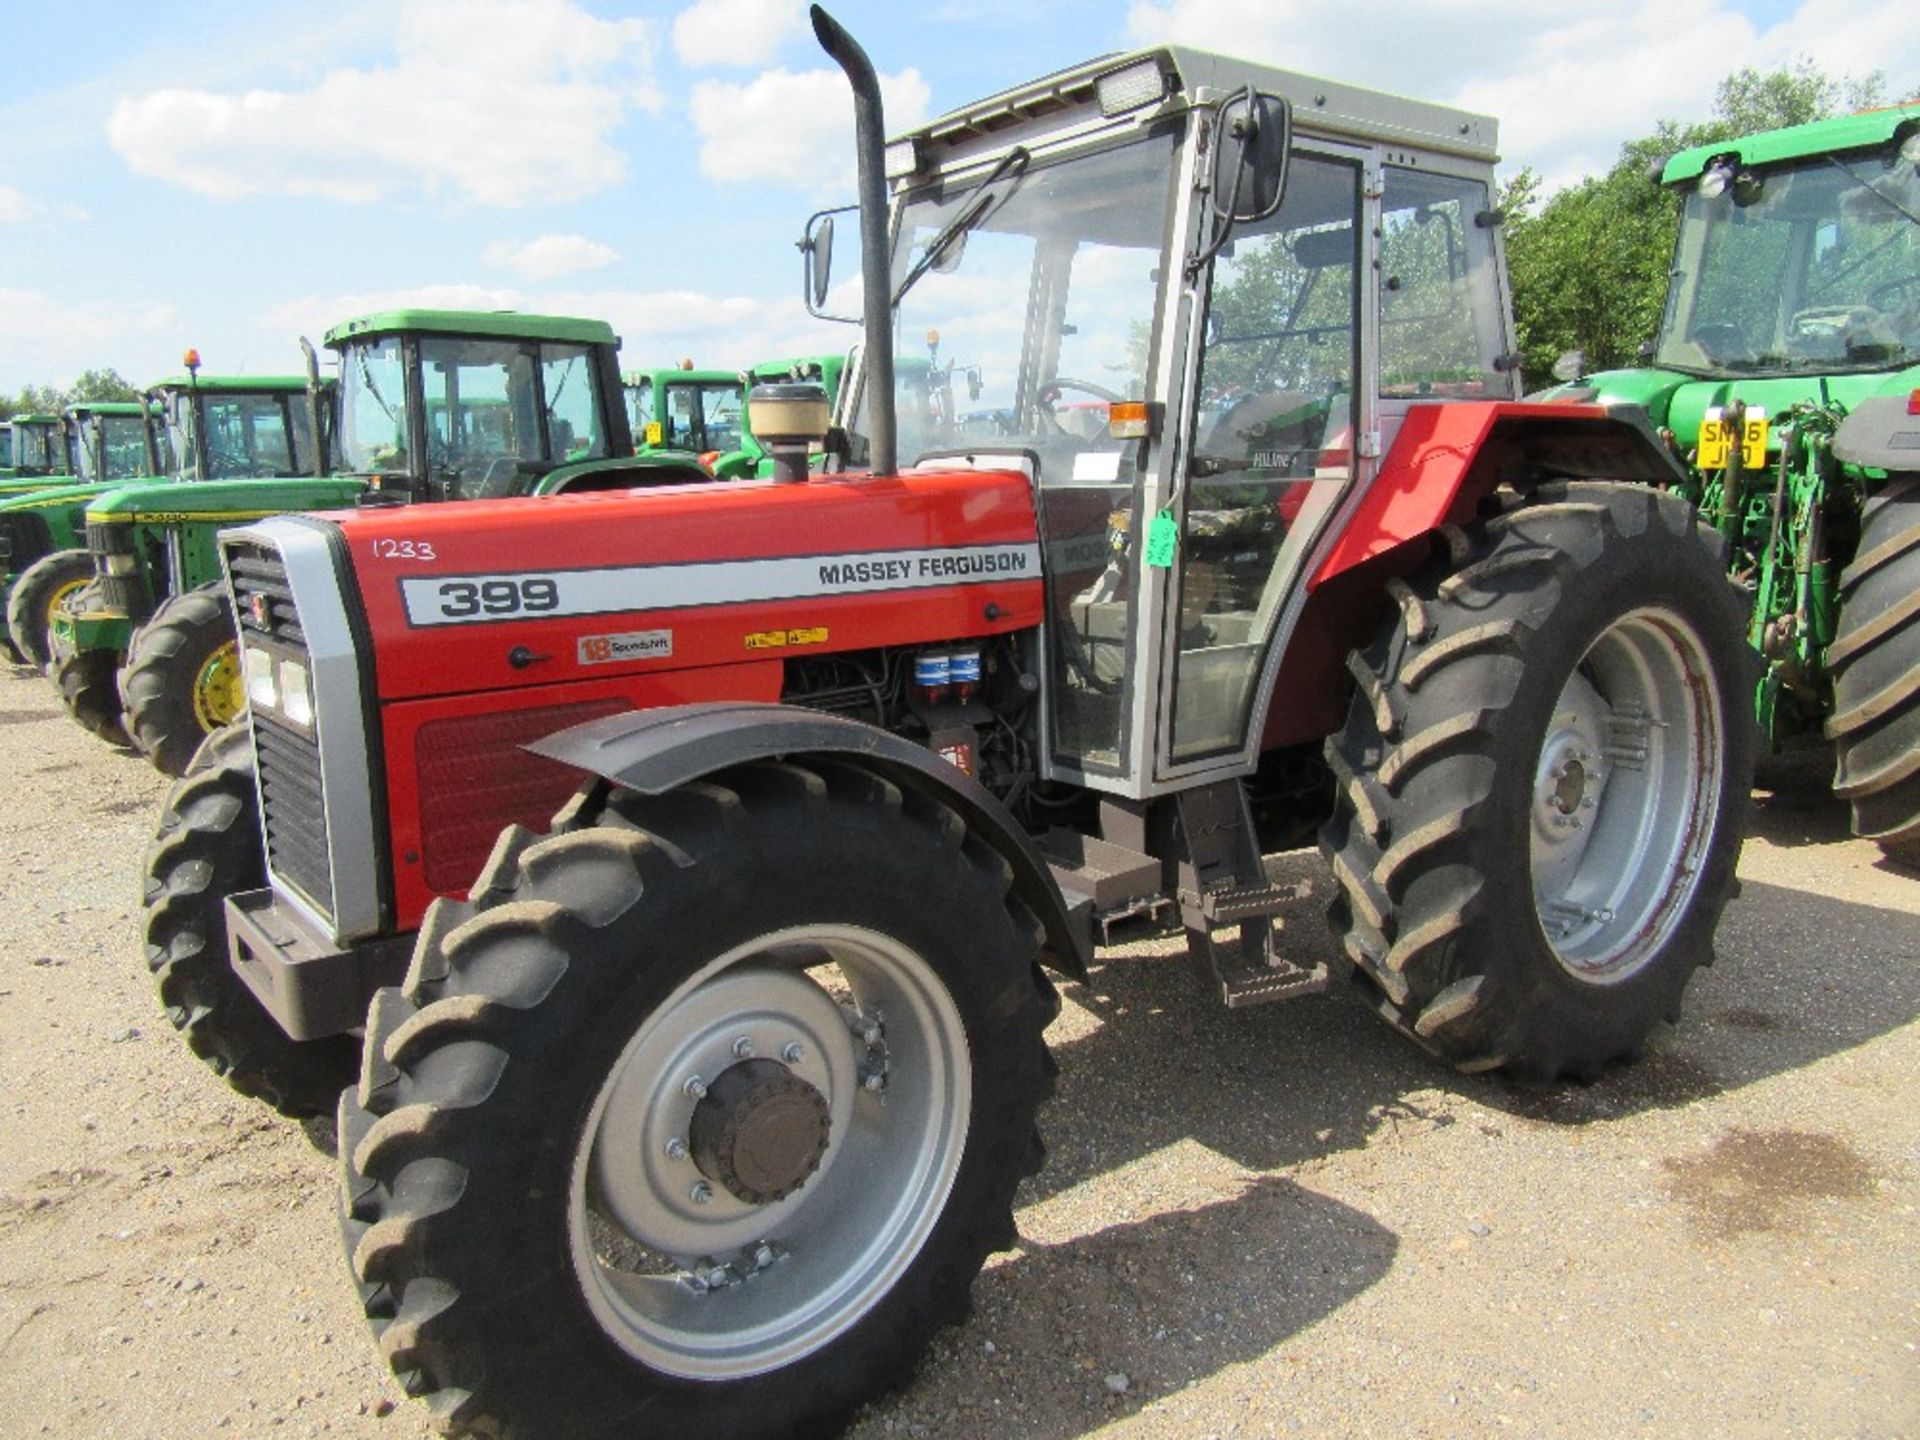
left=527, top=702, right=1090, bottom=981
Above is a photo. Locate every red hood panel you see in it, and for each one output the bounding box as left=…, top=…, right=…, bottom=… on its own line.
left=331, top=470, right=1046, bottom=701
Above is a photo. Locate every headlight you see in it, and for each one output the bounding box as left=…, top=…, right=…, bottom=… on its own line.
left=279, top=658, right=313, bottom=728
left=244, top=646, right=277, bottom=710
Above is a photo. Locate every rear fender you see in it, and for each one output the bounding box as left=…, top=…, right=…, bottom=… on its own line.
left=1310, top=401, right=1687, bottom=584
left=528, top=701, right=1090, bottom=981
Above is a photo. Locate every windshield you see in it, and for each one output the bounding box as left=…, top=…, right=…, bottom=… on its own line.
left=192, top=394, right=304, bottom=478
left=1657, top=151, right=1920, bottom=376
left=337, top=337, right=411, bottom=477
left=871, top=132, right=1178, bottom=467
left=0, top=426, right=11, bottom=469
left=72, top=414, right=150, bottom=482
left=12, top=421, right=58, bottom=472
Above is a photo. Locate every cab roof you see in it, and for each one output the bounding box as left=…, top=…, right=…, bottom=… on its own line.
left=147, top=374, right=324, bottom=394
left=903, top=45, right=1498, bottom=165
left=64, top=401, right=150, bottom=417
left=325, top=309, right=619, bottom=349
left=1661, top=101, right=1920, bottom=184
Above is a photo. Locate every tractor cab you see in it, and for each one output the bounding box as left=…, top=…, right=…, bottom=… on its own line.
left=155, top=372, right=331, bottom=482
left=0, top=412, right=72, bottom=491
left=330, top=310, right=677, bottom=503
left=813, top=47, right=1518, bottom=795
left=64, top=400, right=161, bottom=486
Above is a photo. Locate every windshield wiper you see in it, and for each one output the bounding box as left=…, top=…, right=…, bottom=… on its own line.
left=1823, top=153, right=1920, bottom=227
left=893, top=147, right=1031, bottom=304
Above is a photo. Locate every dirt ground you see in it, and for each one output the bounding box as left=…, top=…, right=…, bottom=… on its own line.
left=0, top=665, right=1914, bottom=1440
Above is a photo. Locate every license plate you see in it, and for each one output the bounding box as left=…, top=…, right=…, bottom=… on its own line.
left=1698, top=407, right=1767, bottom=469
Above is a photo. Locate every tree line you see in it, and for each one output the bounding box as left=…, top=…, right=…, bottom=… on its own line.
left=0, top=62, right=1897, bottom=415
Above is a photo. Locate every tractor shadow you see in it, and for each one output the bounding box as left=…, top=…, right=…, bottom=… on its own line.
left=849, top=1178, right=1396, bottom=1439
left=1026, top=844, right=1920, bottom=1197
left=1749, top=735, right=1852, bottom=849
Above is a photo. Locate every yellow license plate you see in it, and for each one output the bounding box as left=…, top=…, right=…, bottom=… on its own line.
left=1697, top=408, right=1767, bottom=469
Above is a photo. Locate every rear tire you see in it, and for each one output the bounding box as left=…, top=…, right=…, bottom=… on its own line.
left=1827, top=475, right=1920, bottom=865
left=143, top=722, right=360, bottom=1116
left=52, top=644, right=130, bottom=745
left=121, top=582, right=244, bottom=777
left=1321, top=482, right=1756, bottom=1078
left=6, top=548, right=92, bottom=668
left=340, top=757, right=1057, bottom=1439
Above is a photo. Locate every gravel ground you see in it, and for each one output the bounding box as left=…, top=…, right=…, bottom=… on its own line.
left=0, top=663, right=1914, bottom=1440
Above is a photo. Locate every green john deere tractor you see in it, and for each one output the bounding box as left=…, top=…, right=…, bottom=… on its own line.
left=51, top=309, right=705, bottom=773
left=2, top=401, right=160, bottom=665
left=1540, top=103, right=1920, bottom=864
left=626, top=354, right=846, bottom=478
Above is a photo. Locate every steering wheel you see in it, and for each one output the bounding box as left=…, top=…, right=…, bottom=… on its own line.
left=1863, top=274, right=1919, bottom=313
left=205, top=446, right=250, bottom=478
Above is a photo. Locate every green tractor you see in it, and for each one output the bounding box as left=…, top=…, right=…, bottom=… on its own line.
left=51, top=309, right=705, bottom=773
left=1541, top=103, right=1920, bottom=862
left=626, top=354, right=846, bottom=478
left=1, top=401, right=162, bottom=665
left=0, top=411, right=71, bottom=489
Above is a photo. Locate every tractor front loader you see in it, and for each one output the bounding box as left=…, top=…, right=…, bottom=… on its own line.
left=148, top=10, right=1754, bottom=1436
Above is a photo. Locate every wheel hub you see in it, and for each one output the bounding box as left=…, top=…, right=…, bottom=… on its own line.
left=689, top=1059, right=831, bottom=1204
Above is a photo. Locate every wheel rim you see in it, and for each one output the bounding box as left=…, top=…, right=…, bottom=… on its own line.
left=1530, top=606, right=1724, bottom=983
left=45, top=576, right=88, bottom=626
left=569, top=924, right=971, bottom=1380
left=192, top=640, right=243, bottom=731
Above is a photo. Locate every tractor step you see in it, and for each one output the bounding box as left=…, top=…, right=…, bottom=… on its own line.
left=1213, top=950, right=1331, bottom=1009
left=1197, top=878, right=1300, bottom=925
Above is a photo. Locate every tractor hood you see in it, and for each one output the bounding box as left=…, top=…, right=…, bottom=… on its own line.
left=1538, top=362, right=1920, bottom=451
left=0, top=477, right=131, bottom=513
left=237, top=467, right=1046, bottom=706
left=85, top=475, right=368, bottom=524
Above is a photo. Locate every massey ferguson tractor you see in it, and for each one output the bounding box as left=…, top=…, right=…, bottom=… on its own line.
left=1539, top=102, right=1920, bottom=863
left=144, top=11, right=1753, bottom=1436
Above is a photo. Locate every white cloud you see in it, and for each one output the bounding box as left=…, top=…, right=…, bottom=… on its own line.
left=0, top=187, right=86, bottom=224
left=690, top=66, right=932, bottom=197
left=0, top=289, right=181, bottom=390
left=483, top=234, right=621, bottom=279
left=105, top=0, right=663, bottom=208
left=672, top=0, right=805, bottom=68
left=1125, top=0, right=1920, bottom=191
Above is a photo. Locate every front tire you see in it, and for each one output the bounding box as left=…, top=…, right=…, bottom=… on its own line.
left=6, top=548, right=92, bottom=669
left=1322, top=483, right=1756, bottom=1078
left=52, top=643, right=130, bottom=745
left=341, top=757, right=1057, bottom=1439
left=121, top=582, right=244, bottom=776
left=1827, top=475, right=1920, bottom=866
left=143, top=722, right=360, bottom=1115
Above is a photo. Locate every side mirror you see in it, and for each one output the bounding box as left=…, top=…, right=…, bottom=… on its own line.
left=799, top=206, right=861, bottom=324
left=1550, top=349, right=1587, bottom=383
left=1211, top=91, right=1291, bottom=225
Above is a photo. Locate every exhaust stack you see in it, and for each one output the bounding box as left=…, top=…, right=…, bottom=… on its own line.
left=810, top=6, right=897, bottom=476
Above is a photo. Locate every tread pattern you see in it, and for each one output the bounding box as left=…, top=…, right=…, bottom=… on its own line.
left=143, top=722, right=359, bottom=1116
left=120, top=582, right=241, bottom=776
left=1320, top=482, right=1754, bottom=1078
left=1827, top=476, right=1920, bottom=857
left=52, top=645, right=130, bottom=746
left=339, top=757, right=1058, bottom=1439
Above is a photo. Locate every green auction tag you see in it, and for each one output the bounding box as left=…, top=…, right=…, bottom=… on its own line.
left=1145, top=509, right=1178, bottom=568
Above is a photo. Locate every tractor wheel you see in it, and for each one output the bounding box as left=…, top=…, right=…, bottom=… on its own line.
left=6, top=548, right=92, bottom=669
left=52, top=644, right=130, bottom=746
left=341, top=757, right=1058, bottom=1439
left=144, top=722, right=360, bottom=1116
left=1321, top=482, right=1755, bottom=1079
left=121, top=582, right=244, bottom=777
left=1827, top=475, right=1920, bottom=867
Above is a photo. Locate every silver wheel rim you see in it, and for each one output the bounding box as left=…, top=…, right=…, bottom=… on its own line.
left=1530, top=606, right=1724, bottom=983
left=568, top=924, right=971, bottom=1380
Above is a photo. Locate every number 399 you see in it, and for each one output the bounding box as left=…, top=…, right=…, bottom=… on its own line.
left=437, top=577, right=560, bottom=618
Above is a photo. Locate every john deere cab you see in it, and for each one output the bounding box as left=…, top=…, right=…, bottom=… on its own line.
left=1, top=401, right=161, bottom=665
left=626, top=363, right=749, bottom=457
left=0, top=412, right=70, bottom=491
left=152, top=11, right=1751, bottom=1434
left=1539, top=103, right=1920, bottom=861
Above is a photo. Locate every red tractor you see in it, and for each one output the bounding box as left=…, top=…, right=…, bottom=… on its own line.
left=146, top=10, right=1753, bottom=1436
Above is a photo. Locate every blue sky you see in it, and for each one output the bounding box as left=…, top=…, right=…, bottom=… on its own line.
left=1, top=0, right=1913, bottom=392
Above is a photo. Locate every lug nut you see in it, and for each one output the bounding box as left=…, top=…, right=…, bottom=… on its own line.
left=782, top=1042, right=804, bottom=1064
left=690, top=1181, right=713, bottom=1205
left=706, top=1266, right=730, bottom=1288
left=733, top=1036, right=755, bottom=1059
left=664, top=1137, right=688, bottom=1161
left=754, top=1243, right=776, bottom=1269
left=683, top=1075, right=708, bottom=1100
left=862, top=1072, right=886, bottom=1092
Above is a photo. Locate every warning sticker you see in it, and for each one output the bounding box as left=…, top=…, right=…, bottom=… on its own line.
left=578, top=629, right=673, bottom=665
left=744, top=627, right=831, bottom=651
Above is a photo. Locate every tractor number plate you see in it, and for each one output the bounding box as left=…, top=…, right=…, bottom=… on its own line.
left=1697, top=408, right=1767, bottom=470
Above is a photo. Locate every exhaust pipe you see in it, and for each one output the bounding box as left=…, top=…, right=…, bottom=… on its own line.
left=810, top=5, right=896, bottom=476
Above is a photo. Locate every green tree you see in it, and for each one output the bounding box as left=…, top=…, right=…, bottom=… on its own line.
left=67, top=367, right=141, bottom=403
left=1505, top=62, right=1888, bottom=381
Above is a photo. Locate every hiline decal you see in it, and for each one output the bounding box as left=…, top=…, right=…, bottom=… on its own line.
left=579, top=629, right=673, bottom=665
left=399, top=542, right=1041, bottom=628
